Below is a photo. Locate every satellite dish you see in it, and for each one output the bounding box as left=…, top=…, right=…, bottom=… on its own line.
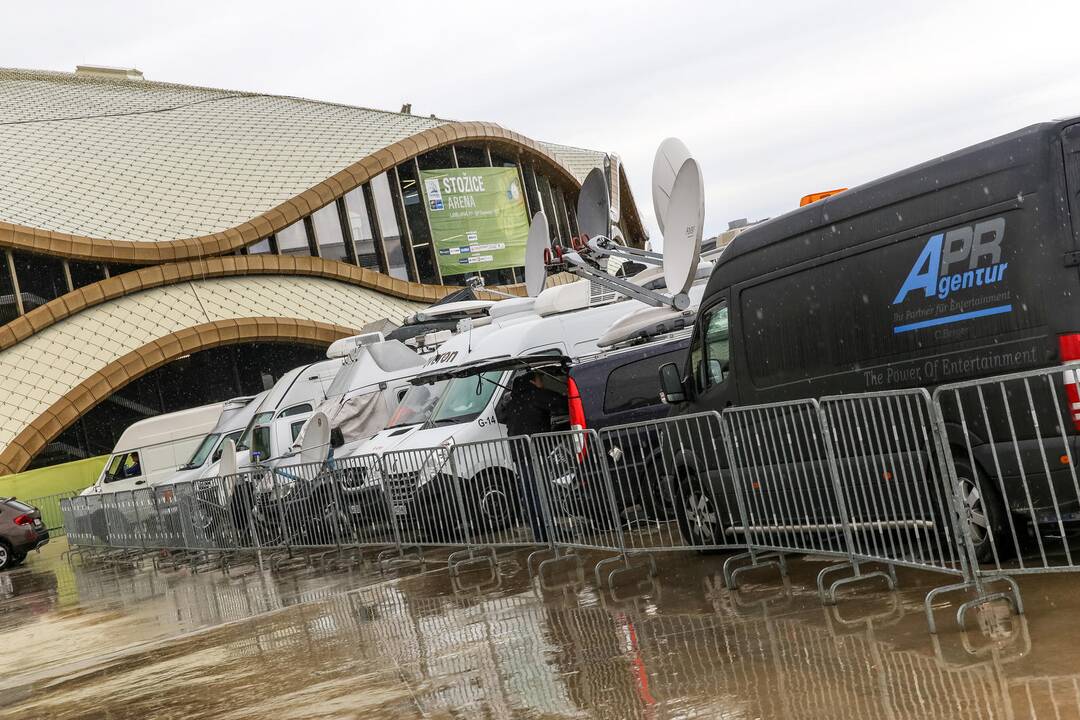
left=525, top=212, right=550, bottom=298
left=652, top=138, right=691, bottom=234
left=662, top=158, right=704, bottom=296
left=300, top=412, right=331, bottom=464
left=577, top=168, right=610, bottom=241
left=219, top=438, right=238, bottom=477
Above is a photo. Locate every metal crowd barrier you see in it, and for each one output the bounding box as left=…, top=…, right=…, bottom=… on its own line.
left=76, top=365, right=1080, bottom=633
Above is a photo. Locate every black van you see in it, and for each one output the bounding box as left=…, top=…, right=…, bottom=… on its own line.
left=658, top=118, right=1080, bottom=557
left=563, top=334, right=691, bottom=526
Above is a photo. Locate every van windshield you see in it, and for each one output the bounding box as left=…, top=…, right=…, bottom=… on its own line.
left=389, top=381, right=447, bottom=428
left=180, top=433, right=220, bottom=470
left=239, top=412, right=274, bottom=450
left=429, top=371, right=503, bottom=426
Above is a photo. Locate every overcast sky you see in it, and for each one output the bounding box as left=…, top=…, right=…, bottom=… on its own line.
left=4, top=1, right=1080, bottom=244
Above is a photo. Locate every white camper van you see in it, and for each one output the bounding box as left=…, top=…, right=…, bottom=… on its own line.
left=81, top=402, right=226, bottom=496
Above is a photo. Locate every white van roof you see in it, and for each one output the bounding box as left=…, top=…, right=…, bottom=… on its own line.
left=210, top=390, right=268, bottom=435
left=255, top=358, right=342, bottom=414
left=112, top=402, right=226, bottom=454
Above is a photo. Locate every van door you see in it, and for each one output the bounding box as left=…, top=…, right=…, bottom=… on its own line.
left=675, top=299, right=743, bottom=538
left=1063, top=123, right=1080, bottom=252
left=98, top=451, right=148, bottom=493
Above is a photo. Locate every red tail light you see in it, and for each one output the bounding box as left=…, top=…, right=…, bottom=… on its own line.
left=1058, top=334, right=1080, bottom=431
left=567, top=377, right=588, bottom=462
left=13, top=514, right=32, bottom=526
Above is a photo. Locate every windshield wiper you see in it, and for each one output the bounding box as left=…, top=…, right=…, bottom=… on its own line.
left=432, top=414, right=477, bottom=426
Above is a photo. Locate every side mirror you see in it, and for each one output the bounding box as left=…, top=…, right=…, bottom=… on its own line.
left=330, top=426, right=345, bottom=449
left=658, top=362, right=686, bottom=404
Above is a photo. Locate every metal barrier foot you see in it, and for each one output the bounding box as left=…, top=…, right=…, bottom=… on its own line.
left=447, top=547, right=497, bottom=578
left=538, top=553, right=584, bottom=592
left=598, top=553, right=656, bottom=591
left=377, top=546, right=425, bottom=574
left=724, top=552, right=787, bottom=590
left=826, top=569, right=896, bottom=605
left=527, top=548, right=556, bottom=578
left=923, top=575, right=1023, bottom=634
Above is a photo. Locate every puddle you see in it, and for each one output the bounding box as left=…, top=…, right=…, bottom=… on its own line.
left=2, top=539, right=1079, bottom=718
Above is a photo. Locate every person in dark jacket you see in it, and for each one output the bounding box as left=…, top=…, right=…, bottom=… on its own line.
left=496, top=371, right=565, bottom=542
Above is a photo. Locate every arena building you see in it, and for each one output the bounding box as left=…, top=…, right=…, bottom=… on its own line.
left=0, top=65, right=646, bottom=473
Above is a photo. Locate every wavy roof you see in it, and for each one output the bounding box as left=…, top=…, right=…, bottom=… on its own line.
left=0, top=68, right=608, bottom=243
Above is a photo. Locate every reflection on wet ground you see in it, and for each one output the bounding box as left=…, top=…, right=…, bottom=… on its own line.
left=4, top=540, right=1080, bottom=719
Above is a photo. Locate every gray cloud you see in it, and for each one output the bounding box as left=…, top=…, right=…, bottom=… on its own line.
left=4, top=0, right=1078, bottom=244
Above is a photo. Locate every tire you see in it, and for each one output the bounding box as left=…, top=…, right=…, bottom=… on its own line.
left=953, top=457, right=1007, bottom=563
left=0, top=541, right=12, bottom=571
left=673, top=472, right=726, bottom=553
left=469, top=471, right=521, bottom=536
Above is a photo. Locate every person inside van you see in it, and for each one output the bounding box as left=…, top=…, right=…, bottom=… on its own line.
left=122, top=452, right=142, bottom=479
left=497, top=371, right=565, bottom=542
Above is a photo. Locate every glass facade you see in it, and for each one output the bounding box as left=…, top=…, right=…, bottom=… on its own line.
left=68, top=260, right=107, bottom=289
left=311, top=202, right=350, bottom=263
left=29, top=341, right=326, bottom=469
left=0, top=252, right=18, bottom=325
left=370, top=173, right=412, bottom=281
left=11, top=251, right=67, bottom=312
left=275, top=220, right=311, bottom=256
left=0, top=143, right=591, bottom=332
left=342, top=187, right=381, bottom=270
left=396, top=161, right=439, bottom=284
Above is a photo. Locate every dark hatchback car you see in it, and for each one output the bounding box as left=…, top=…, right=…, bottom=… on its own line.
left=0, top=497, right=49, bottom=571
left=561, top=334, right=691, bottom=527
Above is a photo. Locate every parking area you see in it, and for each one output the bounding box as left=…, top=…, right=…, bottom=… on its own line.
left=3, top=537, right=1080, bottom=719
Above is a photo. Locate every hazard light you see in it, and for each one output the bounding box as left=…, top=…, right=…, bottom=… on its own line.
left=800, top=188, right=847, bottom=206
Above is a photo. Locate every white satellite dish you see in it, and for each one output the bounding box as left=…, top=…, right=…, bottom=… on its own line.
left=219, top=438, right=238, bottom=477
left=652, top=138, right=691, bottom=234
left=300, top=412, right=331, bottom=465
left=662, top=158, right=704, bottom=296
left=577, top=167, right=610, bottom=241
left=524, top=212, right=550, bottom=298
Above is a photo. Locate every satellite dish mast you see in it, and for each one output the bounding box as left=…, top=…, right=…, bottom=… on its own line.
left=578, top=167, right=663, bottom=267
left=652, top=137, right=692, bottom=235
left=524, top=211, right=551, bottom=298
left=300, top=412, right=331, bottom=465
left=554, top=157, right=704, bottom=311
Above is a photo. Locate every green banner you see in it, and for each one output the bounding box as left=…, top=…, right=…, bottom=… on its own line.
left=421, top=167, right=530, bottom=276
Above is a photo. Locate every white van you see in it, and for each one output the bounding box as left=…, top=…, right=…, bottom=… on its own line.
left=362, top=282, right=652, bottom=527
left=331, top=296, right=541, bottom=464
left=81, top=402, right=227, bottom=496
left=276, top=338, right=426, bottom=467
left=165, top=392, right=267, bottom=486
left=212, top=358, right=343, bottom=475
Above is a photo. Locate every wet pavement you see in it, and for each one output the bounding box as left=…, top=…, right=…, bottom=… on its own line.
left=3, top=540, right=1080, bottom=719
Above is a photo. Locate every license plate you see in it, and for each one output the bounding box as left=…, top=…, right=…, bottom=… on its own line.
left=348, top=504, right=364, bottom=514
left=393, top=505, right=407, bottom=516
left=33, top=519, right=43, bottom=528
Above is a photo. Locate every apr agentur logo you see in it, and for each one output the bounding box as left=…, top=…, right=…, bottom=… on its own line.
left=890, top=217, right=1012, bottom=334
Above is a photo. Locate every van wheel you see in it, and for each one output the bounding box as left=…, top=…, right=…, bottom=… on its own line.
left=674, top=473, right=724, bottom=553
left=953, top=458, right=1007, bottom=563
left=470, top=471, right=520, bottom=536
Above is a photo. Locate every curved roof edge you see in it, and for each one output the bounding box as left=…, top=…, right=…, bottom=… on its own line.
left=0, top=121, right=645, bottom=261
left=0, top=317, right=356, bottom=474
